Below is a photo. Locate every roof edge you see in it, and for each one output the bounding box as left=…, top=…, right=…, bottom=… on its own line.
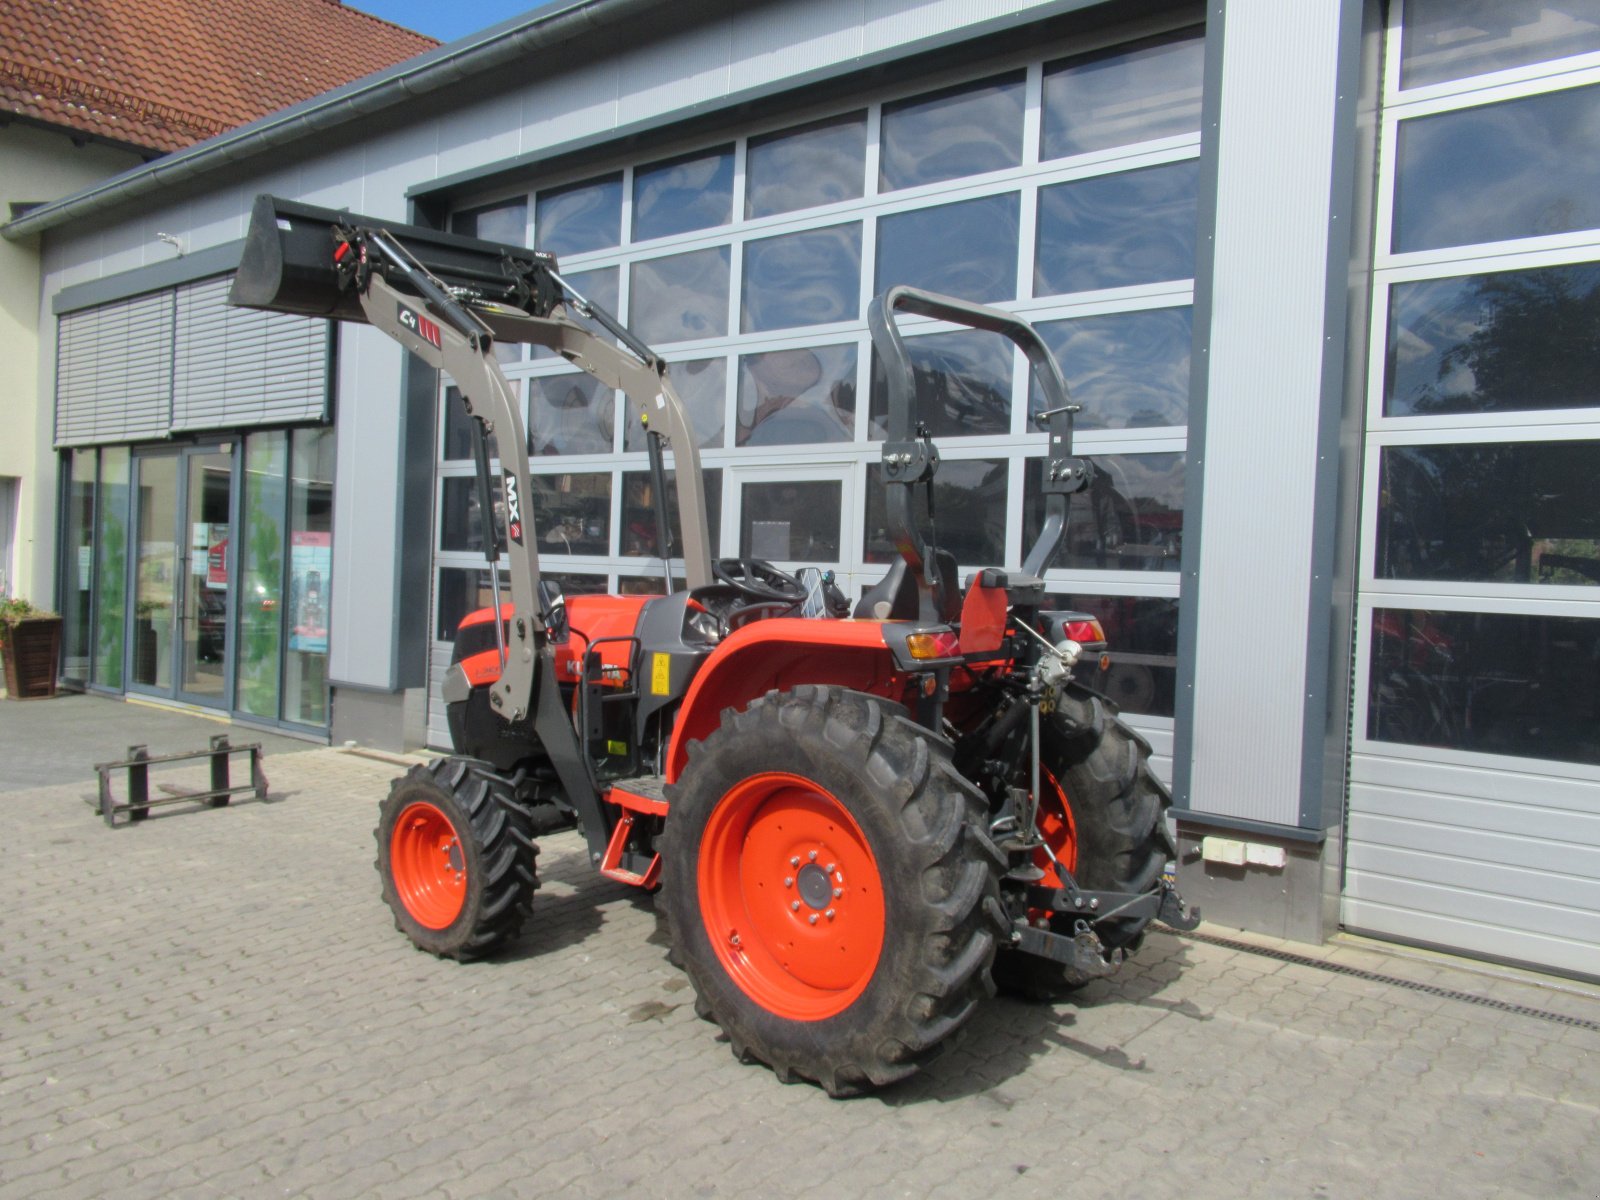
left=1, top=0, right=660, bottom=242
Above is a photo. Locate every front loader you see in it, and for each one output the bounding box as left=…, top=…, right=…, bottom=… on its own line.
left=231, top=195, right=1198, bottom=1095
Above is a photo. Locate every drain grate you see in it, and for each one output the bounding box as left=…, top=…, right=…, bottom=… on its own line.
left=1159, top=925, right=1600, bottom=1033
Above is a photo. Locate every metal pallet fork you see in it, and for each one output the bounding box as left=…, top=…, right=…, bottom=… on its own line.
left=93, top=735, right=268, bottom=827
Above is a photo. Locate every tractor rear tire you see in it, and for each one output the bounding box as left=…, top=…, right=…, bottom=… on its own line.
left=661, top=686, right=1006, bottom=1096
left=375, top=756, right=538, bottom=961
left=990, top=687, right=1175, bottom=1001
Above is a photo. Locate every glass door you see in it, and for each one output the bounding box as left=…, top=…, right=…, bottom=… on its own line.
left=178, top=447, right=234, bottom=704
left=725, top=464, right=855, bottom=588
left=130, top=452, right=180, bottom=693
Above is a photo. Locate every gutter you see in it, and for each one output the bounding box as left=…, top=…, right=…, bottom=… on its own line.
left=1, top=0, right=662, bottom=242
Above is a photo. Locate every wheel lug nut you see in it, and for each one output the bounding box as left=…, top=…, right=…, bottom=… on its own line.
left=826, top=863, right=835, bottom=873
left=833, top=887, right=842, bottom=898
left=808, top=914, right=818, bottom=925
left=808, top=850, right=818, bottom=861
left=825, top=909, right=835, bottom=920
left=790, top=857, right=800, bottom=867
left=791, top=901, right=801, bottom=912
left=784, top=877, right=793, bottom=887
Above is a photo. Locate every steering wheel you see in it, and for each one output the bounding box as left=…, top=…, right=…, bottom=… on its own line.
left=712, top=557, right=807, bottom=605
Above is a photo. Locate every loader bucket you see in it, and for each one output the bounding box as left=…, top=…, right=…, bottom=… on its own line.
left=229, top=194, right=552, bottom=322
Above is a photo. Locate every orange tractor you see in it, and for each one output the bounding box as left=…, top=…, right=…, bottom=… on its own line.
left=233, top=196, right=1196, bottom=1095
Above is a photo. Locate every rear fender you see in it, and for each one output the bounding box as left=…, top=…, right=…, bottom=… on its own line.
left=665, top=619, right=902, bottom=781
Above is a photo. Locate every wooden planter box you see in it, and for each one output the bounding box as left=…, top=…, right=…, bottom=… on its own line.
left=2, top=616, right=63, bottom=700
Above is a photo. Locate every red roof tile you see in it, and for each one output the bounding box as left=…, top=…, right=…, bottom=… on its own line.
left=1, top=0, right=438, bottom=154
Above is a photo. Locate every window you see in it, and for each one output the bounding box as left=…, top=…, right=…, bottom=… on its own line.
left=746, top=113, right=867, bottom=218
left=879, top=73, right=1025, bottom=191
left=1035, top=160, right=1199, bottom=296
left=863, top=458, right=1008, bottom=566
left=738, top=346, right=856, bottom=447
left=1032, top=308, right=1192, bottom=430
left=876, top=193, right=1020, bottom=304
left=629, top=247, right=731, bottom=344
left=633, top=146, right=734, bottom=241
left=535, top=173, right=622, bottom=257
left=1041, top=31, right=1204, bottom=159
left=741, top=223, right=861, bottom=333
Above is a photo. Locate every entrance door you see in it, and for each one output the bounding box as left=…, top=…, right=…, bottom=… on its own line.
left=178, top=448, right=233, bottom=704
left=128, top=445, right=234, bottom=705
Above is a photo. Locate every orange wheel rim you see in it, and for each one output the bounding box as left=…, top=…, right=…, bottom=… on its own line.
left=698, top=772, right=885, bottom=1021
left=390, top=801, right=467, bottom=929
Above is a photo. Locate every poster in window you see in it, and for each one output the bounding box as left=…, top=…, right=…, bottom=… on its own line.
left=289, top=531, right=331, bottom=653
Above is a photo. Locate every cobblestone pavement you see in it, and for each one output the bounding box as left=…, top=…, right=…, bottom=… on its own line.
left=3, top=746, right=1597, bottom=1200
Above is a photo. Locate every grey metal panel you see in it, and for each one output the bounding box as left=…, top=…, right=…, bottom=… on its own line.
left=170, top=276, right=328, bottom=432
left=1181, top=0, right=1349, bottom=826
left=1344, top=755, right=1600, bottom=976
left=52, top=240, right=246, bottom=314
left=327, top=323, right=405, bottom=690
left=54, top=292, right=173, bottom=447
left=427, top=642, right=454, bottom=750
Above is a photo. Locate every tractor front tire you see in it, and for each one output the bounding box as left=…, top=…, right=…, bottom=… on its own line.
left=375, top=756, right=538, bottom=961
left=990, top=688, right=1175, bottom=1000
left=661, top=686, right=1006, bottom=1096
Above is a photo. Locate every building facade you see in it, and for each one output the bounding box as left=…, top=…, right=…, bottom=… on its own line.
left=8, top=0, right=1598, bottom=979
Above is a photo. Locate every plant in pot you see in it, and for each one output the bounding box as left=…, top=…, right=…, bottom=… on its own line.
left=1, top=594, right=64, bottom=700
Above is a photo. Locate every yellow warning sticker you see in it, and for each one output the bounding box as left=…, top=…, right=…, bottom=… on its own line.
left=651, top=652, right=671, bottom=696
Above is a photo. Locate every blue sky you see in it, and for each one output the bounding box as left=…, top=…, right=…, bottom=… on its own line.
left=344, top=1, right=546, bottom=43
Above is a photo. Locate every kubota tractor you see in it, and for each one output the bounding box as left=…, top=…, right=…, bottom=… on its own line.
left=231, top=195, right=1198, bottom=1096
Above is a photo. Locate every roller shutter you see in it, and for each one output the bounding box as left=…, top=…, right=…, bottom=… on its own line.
left=54, top=292, right=173, bottom=447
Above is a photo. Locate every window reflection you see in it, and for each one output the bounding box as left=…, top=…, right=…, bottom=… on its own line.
left=1024, top=453, right=1185, bottom=571
left=741, top=480, right=841, bottom=561
left=534, top=265, right=619, bottom=361
left=440, top=475, right=504, bottom=554
left=442, top=385, right=497, bottom=462
left=741, top=223, right=862, bottom=332
left=1394, top=84, right=1600, bottom=253
left=738, top=345, right=856, bottom=446
left=530, top=473, right=611, bottom=556
left=535, top=173, right=622, bottom=257
left=863, top=458, right=1007, bottom=566
left=1032, top=308, right=1192, bottom=430
left=1401, top=0, right=1600, bottom=90
left=528, top=373, right=615, bottom=456
left=629, top=247, right=731, bottom=344
left=624, top=357, right=725, bottom=450
left=633, top=146, right=734, bottom=241
left=436, top=567, right=509, bottom=641
left=1385, top=263, right=1600, bottom=416
left=876, top=193, right=1020, bottom=304
left=1044, top=591, right=1179, bottom=717
left=1369, top=608, right=1600, bottom=766
left=746, top=112, right=867, bottom=218
left=1036, top=160, right=1198, bottom=296
left=621, top=468, right=722, bottom=559
left=1041, top=31, right=1204, bottom=159
left=451, top=200, right=526, bottom=245
left=1377, top=441, right=1600, bottom=585
left=869, top=328, right=1012, bottom=440
left=880, top=72, right=1025, bottom=191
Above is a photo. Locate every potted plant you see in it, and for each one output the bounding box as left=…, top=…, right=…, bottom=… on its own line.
left=1, top=595, right=63, bottom=700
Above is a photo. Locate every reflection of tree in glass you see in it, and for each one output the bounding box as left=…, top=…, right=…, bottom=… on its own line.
left=95, top=505, right=127, bottom=688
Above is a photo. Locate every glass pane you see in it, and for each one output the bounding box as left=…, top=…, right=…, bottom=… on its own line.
left=1031, top=308, right=1192, bottom=430
left=132, top=456, right=178, bottom=689
left=451, top=199, right=527, bottom=244
left=61, top=451, right=95, bottom=682
left=529, top=472, right=611, bottom=556
left=1394, top=84, right=1600, bottom=253
left=440, top=476, right=504, bottom=554
left=864, top=458, right=1007, bottom=566
left=547, top=572, right=609, bottom=597
left=442, top=385, right=496, bottom=462
left=1369, top=608, right=1600, bottom=765
left=533, top=265, right=619, bottom=360
left=632, top=146, right=734, bottom=242
left=1024, top=453, right=1186, bottom=571
left=285, top=428, right=334, bottom=726
left=436, top=567, right=510, bottom=642
left=236, top=433, right=286, bottom=718
left=1044, top=591, right=1179, bottom=717
left=1376, top=441, right=1600, bottom=584
left=869, top=329, right=1012, bottom=440
left=738, top=345, right=857, bottom=447
left=741, top=480, right=841, bottom=562
left=876, top=192, right=1020, bottom=304
left=746, top=112, right=867, bottom=218
left=629, top=247, right=731, bottom=344
left=528, top=373, right=614, bottom=456
left=181, top=450, right=231, bottom=700
left=879, top=72, right=1025, bottom=191
left=741, top=222, right=861, bottom=333
left=624, top=358, right=725, bottom=450
left=1036, top=160, right=1199, bottom=296
left=622, top=468, right=722, bottom=559
left=1042, top=31, right=1204, bottom=159
left=92, top=447, right=129, bottom=689
left=535, top=173, right=622, bottom=257
left=620, top=573, right=680, bottom=595
left=1401, top=0, right=1600, bottom=89
left=1384, top=263, right=1600, bottom=416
